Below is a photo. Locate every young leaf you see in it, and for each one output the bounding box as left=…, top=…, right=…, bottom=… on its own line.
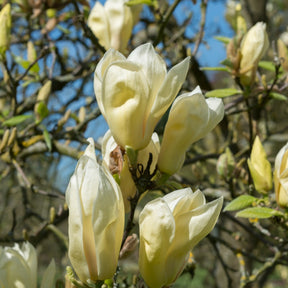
left=36, top=102, right=49, bottom=122
left=3, top=115, right=33, bottom=126
left=258, top=61, right=277, bottom=72
left=126, top=0, right=157, bottom=6
left=214, top=36, right=231, bottom=44
left=269, top=92, right=287, bottom=101
left=43, top=128, right=52, bottom=152
left=201, top=67, right=230, bottom=72
left=224, top=195, right=257, bottom=212
left=236, top=207, right=283, bottom=219
left=205, top=88, right=241, bottom=98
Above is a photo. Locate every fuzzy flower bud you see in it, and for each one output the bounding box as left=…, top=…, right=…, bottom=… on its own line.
left=247, top=136, right=272, bottom=193
left=0, top=4, right=11, bottom=55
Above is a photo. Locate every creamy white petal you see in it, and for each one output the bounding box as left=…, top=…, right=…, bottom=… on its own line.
left=102, top=61, right=150, bottom=149
left=87, top=2, right=110, bottom=50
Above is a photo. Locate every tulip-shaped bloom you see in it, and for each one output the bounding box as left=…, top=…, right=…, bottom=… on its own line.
left=87, top=0, right=142, bottom=53
left=102, top=130, right=160, bottom=212
left=139, top=188, right=223, bottom=288
left=274, top=142, right=288, bottom=207
left=66, top=138, right=125, bottom=283
left=94, top=43, right=190, bottom=150
left=157, top=86, right=224, bottom=175
left=0, top=241, right=55, bottom=288
left=247, top=136, right=272, bottom=193
left=239, top=22, right=269, bottom=86
left=0, top=4, right=11, bottom=55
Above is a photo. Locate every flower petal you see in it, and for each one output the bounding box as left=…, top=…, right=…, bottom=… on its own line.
left=87, top=2, right=110, bottom=50
left=102, top=61, right=150, bottom=149
left=139, top=197, right=175, bottom=288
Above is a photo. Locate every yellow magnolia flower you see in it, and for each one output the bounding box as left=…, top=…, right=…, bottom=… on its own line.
left=0, top=4, right=11, bottom=55
left=247, top=136, right=272, bottom=193
left=157, top=86, right=224, bottom=175
left=139, top=188, right=223, bottom=288
left=66, top=138, right=125, bottom=283
left=239, top=22, right=269, bottom=86
left=102, top=129, right=160, bottom=212
left=274, top=142, right=288, bottom=207
left=87, top=0, right=142, bottom=53
left=0, top=242, right=55, bottom=288
left=94, top=43, right=190, bottom=150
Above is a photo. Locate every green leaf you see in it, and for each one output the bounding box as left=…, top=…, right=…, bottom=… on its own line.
left=201, top=66, right=230, bottom=72
left=3, top=115, right=33, bottom=126
left=224, top=195, right=257, bottom=212
left=36, top=102, right=49, bottom=121
left=214, top=36, right=231, bottom=44
left=269, top=92, right=287, bottom=101
left=258, top=61, right=276, bottom=72
left=205, top=88, right=241, bottom=98
left=221, top=58, right=234, bottom=68
left=125, top=0, right=157, bottom=6
left=236, top=207, right=283, bottom=219
left=43, top=128, right=52, bottom=151
left=14, top=56, right=39, bottom=73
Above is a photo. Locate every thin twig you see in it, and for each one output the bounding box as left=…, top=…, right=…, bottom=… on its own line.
left=192, top=0, right=208, bottom=57
left=153, top=0, right=182, bottom=46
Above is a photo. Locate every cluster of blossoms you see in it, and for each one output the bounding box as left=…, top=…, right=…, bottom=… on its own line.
left=65, top=43, right=225, bottom=288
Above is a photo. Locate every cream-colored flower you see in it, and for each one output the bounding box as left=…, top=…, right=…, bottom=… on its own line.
left=102, top=130, right=160, bottom=212
left=139, top=188, right=223, bottom=288
left=0, top=4, right=11, bottom=55
left=247, top=136, right=272, bottom=193
left=239, top=22, right=269, bottom=86
left=87, top=0, right=141, bottom=53
left=0, top=242, right=55, bottom=288
left=94, top=43, right=190, bottom=150
left=66, top=138, right=125, bottom=283
left=157, top=86, right=224, bottom=175
left=274, top=142, right=288, bottom=207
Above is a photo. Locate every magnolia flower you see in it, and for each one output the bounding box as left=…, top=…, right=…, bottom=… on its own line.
left=102, top=130, right=160, bottom=212
left=239, top=22, right=269, bottom=86
left=94, top=43, right=190, bottom=150
left=0, top=242, right=55, bottom=288
left=157, top=86, right=224, bottom=175
left=66, top=138, right=125, bottom=283
left=87, top=0, right=142, bottom=53
left=274, top=142, right=288, bottom=207
left=139, top=188, right=223, bottom=288
left=0, top=4, right=11, bottom=55
left=247, top=136, right=272, bottom=193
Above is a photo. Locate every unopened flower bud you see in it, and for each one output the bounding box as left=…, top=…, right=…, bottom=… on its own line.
left=0, top=4, right=11, bottom=56
left=247, top=136, right=272, bottom=193
left=217, top=147, right=236, bottom=181
left=239, top=22, right=269, bottom=86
